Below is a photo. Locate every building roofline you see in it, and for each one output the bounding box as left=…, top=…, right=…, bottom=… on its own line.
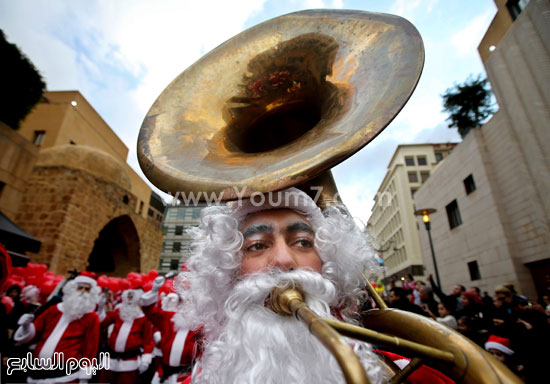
left=385, top=142, right=459, bottom=171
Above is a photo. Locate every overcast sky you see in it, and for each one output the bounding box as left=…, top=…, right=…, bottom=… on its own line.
left=0, top=0, right=496, bottom=224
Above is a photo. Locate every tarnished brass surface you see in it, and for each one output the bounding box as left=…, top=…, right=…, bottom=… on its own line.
left=362, top=309, right=523, bottom=383
left=138, top=10, right=424, bottom=199
left=271, top=286, right=370, bottom=384
left=272, top=285, right=522, bottom=384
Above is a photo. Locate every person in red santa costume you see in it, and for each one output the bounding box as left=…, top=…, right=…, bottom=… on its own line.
left=14, top=275, right=101, bottom=383
left=97, top=288, right=154, bottom=384
left=140, top=278, right=202, bottom=384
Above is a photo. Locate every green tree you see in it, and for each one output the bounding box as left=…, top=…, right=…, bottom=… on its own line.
left=0, top=30, right=46, bottom=129
left=442, top=75, right=495, bottom=138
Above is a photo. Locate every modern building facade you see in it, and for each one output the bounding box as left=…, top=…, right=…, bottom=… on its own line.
left=367, top=143, right=456, bottom=283
left=414, top=0, right=549, bottom=300
left=158, top=203, right=208, bottom=274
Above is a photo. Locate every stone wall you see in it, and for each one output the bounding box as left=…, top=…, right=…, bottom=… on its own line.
left=0, top=122, right=38, bottom=221
left=15, top=165, right=162, bottom=276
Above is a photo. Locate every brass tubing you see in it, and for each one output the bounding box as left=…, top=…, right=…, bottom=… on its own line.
left=363, top=277, right=387, bottom=309
left=272, top=287, right=370, bottom=384
left=322, top=318, right=455, bottom=364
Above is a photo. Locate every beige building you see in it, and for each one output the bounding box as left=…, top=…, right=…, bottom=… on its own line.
left=414, top=0, right=549, bottom=300
left=159, top=203, right=208, bottom=275
left=18, top=91, right=153, bottom=219
left=0, top=91, right=163, bottom=276
left=367, top=143, right=456, bottom=283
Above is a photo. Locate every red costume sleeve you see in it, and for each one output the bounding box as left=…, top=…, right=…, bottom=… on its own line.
left=81, top=312, right=100, bottom=360
left=142, top=318, right=155, bottom=355
left=142, top=303, right=166, bottom=330
left=32, top=305, right=55, bottom=342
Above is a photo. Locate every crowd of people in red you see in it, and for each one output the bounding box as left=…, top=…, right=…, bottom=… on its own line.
left=0, top=259, right=202, bottom=384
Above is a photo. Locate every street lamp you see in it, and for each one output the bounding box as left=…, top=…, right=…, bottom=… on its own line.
left=414, top=208, right=441, bottom=288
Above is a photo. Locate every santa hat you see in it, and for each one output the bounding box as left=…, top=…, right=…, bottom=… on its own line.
left=485, top=335, right=514, bottom=355
left=73, top=275, right=98, bottom=288
left=229, top=187, right=325, bottom=225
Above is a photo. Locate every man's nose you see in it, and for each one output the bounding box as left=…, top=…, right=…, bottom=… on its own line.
left=269, top=238, right=297, bottom=271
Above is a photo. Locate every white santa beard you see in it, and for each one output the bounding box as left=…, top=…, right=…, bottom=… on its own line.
left=119, top=302, right=144, bottom=322
left=62, top=290, right=97, bottom=320
left=194, top=270, right=386, bottom=384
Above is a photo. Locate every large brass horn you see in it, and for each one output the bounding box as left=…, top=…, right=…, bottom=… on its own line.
left=271, top=283, right=522, bottom=384
left=137, top=10, right=423, bottom=202
left=137, top=9, right=521, bottom=384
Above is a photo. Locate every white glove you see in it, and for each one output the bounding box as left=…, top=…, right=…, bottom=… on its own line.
left=138, top=354, right=152, bottom=374
left=153, top=331, right=161, bottom=345
left=18, top=314, right=34, bottom=329
left=152, top=277, right=165, bottom=292
left=140, top=277, right=165, bottom=307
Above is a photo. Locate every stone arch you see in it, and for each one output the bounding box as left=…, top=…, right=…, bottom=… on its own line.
left=87, top=215, right=141, bottom=276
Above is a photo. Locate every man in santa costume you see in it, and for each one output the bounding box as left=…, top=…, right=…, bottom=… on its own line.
left=98, top=288, right=154, bottom=384
left=14, top=275, right=101, bottom=383
left=140, top=281, right=202, bottom=384
left=168, top=188, right=386, bottom=383
left=172, top=188, right=461, bottom=384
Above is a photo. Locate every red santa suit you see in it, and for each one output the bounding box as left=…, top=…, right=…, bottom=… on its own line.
left=142, top=303, right=202, bottom=383
left=14, top=276, right=101, bottom=383
left=98, top=294, right=154, bottom=384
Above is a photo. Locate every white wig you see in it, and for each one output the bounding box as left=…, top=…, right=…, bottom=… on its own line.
left=176, top=188, right=380, bottom=335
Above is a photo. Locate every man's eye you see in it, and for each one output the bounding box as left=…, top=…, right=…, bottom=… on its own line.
left=295, top=239, right=313, bottom=248
left=245, top=242, right=267, bottom=252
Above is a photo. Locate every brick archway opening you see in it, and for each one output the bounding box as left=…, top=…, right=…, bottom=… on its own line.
left=87, top=215, right=140, bottom=276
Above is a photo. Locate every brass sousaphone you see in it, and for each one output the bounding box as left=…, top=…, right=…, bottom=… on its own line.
left=138, top=9, right=521, bottom=384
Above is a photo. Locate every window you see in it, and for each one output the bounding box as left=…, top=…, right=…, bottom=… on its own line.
left=420, top=171, right=430, bottom=183
left=435, top=152, right=443, bottom=163
left=175, top=225, right=184, bottom=235
left=33, top=131, right=46, bottom=146
left=170, top=259, right=179, bottom=270
left=464, top=174, right=476, bottom=194
left=70, top=140, right=76, bottom=145
left=192, top=208, right=202, bottom=219
left=405, top=156, right=415, bottom=166
left=122, top=195, right=129, bottom=204
left=137, top=200, right=144, bottom=214
left=468, top=261, right=481, bottom=281
left=408, top=172, right=418, bottom=183
left=148, top=208, right=154, bottom=217
left=446, top=200, right=463, bottom=229
left=172, top=242, right=181, bottom=252
left=417, top=156, right=427, bottom=166
left=506, top=0, right=529, bottom=20
left=0, top=181, right=4, bottom=199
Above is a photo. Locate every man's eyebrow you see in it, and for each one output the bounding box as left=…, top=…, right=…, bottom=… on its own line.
left=242, top=224, right=273, bottom=239
left=286, top=222, right=314, bottom=235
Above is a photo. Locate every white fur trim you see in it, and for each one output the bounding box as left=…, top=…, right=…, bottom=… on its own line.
left=114, top=320, right=133, bottom=352
left=140, top=290, right=158, bottom=306
left=39, top=307, right=71, bottom=359
left=485, top=341, right=514, bottom=355
left=73, top=275, right=97, bottom=288
left=152, top=371, right=161, bottom=384
left=229, top=187, right=324, bottom=223
left=169, top=329, right=189, bottom=367
left=109, top=356, right=140, bottom=372
left=393, top=359, right=410, bottom=370
left=27, top=367, right=91, bottom=383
